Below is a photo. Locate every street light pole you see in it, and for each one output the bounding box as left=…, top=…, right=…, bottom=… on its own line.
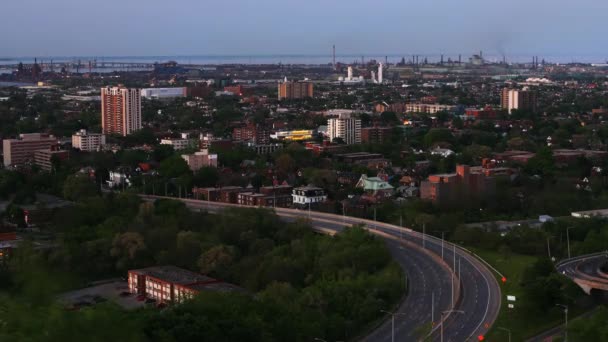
left=566, top=227, right=572, bottom=259
left=497, top=327, right=511, bottom=342
left=423, top=223, right=426, bottom=249
left=557, top=304, right=568, bottom=342
left=380, top=310, right=406, bottom=342
left=440, top=310, right=464, bottom=342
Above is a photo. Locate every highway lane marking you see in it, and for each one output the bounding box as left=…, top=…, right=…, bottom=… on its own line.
left=142, top=195, right=500, bottom=340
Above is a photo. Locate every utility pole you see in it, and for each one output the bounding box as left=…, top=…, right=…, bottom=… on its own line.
left=422, top=223, right=426, bottom=249
left=556, top=304, right=568, bottom=342
left=380, top=310, right=406, bottom=342
left=431, top=291, right=435, bottom=323
left=452, top=243, right=456, bottom=308
left=440, top=310, right=464, bottom=342
left=566, top=227, right=572, bottom=259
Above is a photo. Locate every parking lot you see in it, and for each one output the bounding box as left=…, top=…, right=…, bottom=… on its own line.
left=58, top=280, right=151, bottom=310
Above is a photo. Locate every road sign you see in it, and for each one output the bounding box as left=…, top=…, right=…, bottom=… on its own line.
left=507, top=295, right=516, bottom=302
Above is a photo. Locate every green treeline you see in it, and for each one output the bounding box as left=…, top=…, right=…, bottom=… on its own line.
left=0, top=194, right=403, bottom=341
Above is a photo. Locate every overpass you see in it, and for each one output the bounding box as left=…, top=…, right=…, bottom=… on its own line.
left=557, top=252, right=608, bottom=294
left=141, top=195, right=502, bottom=341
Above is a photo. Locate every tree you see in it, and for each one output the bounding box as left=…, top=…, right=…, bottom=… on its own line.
left=275, top=153, right=296, bottom=175
left=193, top=167, right=220, bottom=187
left=110, top=232, right=147, bottom=271
left=526, top=147, right=555, bottom=178
left=159, top=155, right=191, bottom=179
left=62, top=174, right=98, bottom=201
left=423, top=128, right=454, bottom=147
left=198, top=245, right=237, bottom=275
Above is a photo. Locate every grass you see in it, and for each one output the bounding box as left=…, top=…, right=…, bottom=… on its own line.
left=470, top=248, right=566, bottom=341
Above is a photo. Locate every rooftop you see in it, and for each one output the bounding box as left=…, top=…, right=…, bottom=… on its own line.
left=130, top=265, right=214, bottom=285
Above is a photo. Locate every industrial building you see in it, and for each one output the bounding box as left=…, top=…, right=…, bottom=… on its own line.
left=140, top=87, right=187, bottom=99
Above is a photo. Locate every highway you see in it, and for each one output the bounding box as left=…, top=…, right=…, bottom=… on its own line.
left=141, top=195, right=501, bottom=341
left=557, top=252, right=608, bottom=294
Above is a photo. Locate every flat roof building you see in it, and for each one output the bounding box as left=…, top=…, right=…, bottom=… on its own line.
left=128, top=266, right=241, bottom=304
left=278, top=81, right=313, bottom=100
left=328, top=117, right=361, bottom=145
left=72, top=129, right=106, bottom=152
left=101, top=86, right=142, bottom=136
left=181, top=150, right=218, bottom=171
left=3, top=133, right=58, bottom=166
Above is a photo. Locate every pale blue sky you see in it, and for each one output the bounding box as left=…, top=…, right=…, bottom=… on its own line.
left=2, top=0, right=607, bottom=58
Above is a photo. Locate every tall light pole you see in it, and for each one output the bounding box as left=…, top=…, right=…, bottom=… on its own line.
left=380, top=310, right=407, bottom=342
left=440, top=310, right=464, bottom=342
left=422, top=223, right=426, bottom=249
left=566, top=227, right=572, bottom=259
left=433, top=231, right=445, bottom=260
left=498, top=327, right=511, bottom=342
left=556, top=304, right=568, bottom=342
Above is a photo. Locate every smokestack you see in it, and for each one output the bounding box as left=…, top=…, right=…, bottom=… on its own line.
left=332, top=45, right=336, bottom=70
left=378, top=63, right=383, bottom=84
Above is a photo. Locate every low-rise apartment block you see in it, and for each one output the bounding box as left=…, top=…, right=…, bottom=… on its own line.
left=72, top=129, right=106, bottom=151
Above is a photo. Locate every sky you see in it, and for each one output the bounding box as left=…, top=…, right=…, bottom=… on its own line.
left=2, top=0, right=608, bottom=59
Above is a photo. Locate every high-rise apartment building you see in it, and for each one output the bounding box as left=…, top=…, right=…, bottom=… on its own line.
left=72, top=129, right=106, bottom=152
left=232, top=123, right=270, bottom=145
left=101, top=86, right=142, bottom=136
left=3, top=133, right=58, bottom=166
left=328, top=117, right=361, bottom=145
left=278, top=81, right=313, bottom=100
left=501, top=88, right=537, bottom=114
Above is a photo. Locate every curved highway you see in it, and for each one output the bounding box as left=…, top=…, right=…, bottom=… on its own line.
left=557, top=252, right=608, bottom=294
left=141, top=195, right=501, bottom=341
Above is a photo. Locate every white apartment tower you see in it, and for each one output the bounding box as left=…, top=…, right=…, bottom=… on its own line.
left=101, top=86, right=142, bottom=136
left=328, top=117, right=361, bottom=145
left=72, top=129, right=106, bottom=152
left=378, top=63, right=384, bottom=84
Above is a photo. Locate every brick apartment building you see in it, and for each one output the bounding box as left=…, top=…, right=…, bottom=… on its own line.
left=465, top=106, right=497, bottom=120
left=420, top=165, right=496, bottom=207
left=232, top=123, right=270, bottom=145
left=361, top=127, right=394, bottom=144
left=278, top=81, right=313, bottom=100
